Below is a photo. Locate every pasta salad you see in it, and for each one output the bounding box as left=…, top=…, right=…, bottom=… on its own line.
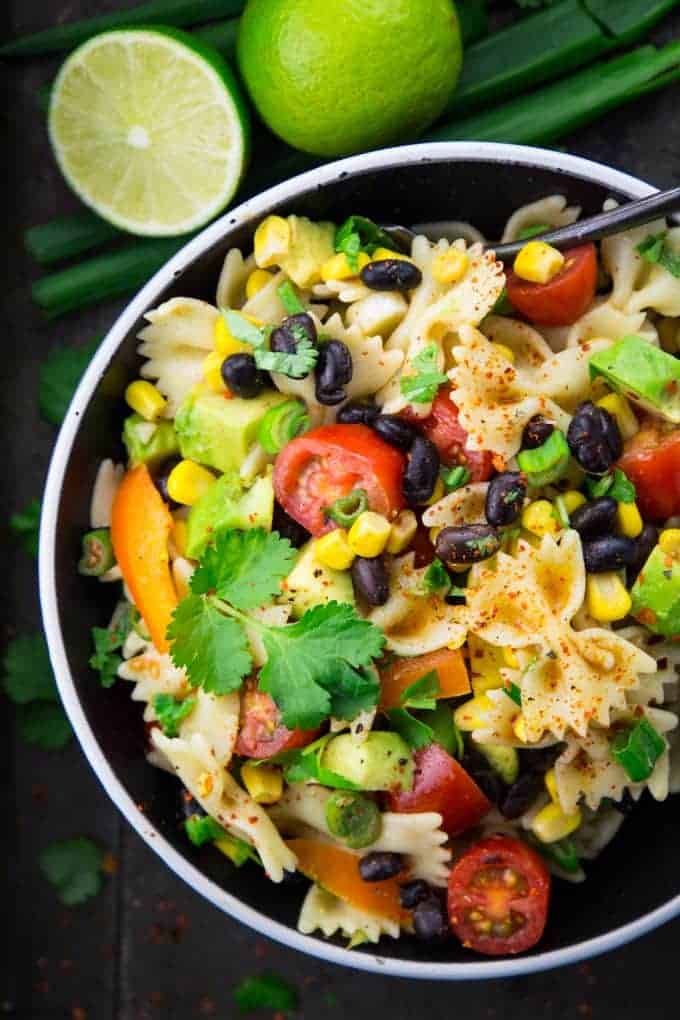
left=81, top=196, right=680, bottom=957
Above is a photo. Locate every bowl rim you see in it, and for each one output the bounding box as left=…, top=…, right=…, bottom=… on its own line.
left=39, top=140, right=680, bottom=980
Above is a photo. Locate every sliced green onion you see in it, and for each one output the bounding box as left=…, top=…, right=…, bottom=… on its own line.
left=441, top=465, right=471, bottom=492
left=553, top=495, right=571, bottom=529
left=78, top=529, right=115, bottom=577
left=517, top=430, right=571, bottom=487
left=184, top=814, right=226, bottom=847
left=610, top=718, right=665, bottom=782
left=324, top=791, right=382, bottom=849
left=277, top=280, right=305, bottom=316
left=1, top=0, right=246, bottom=56
left=25, top=211, right=121, bottom=266
left=324, top=489, right=368, bottom=527
left=257, top=400, right=310, bottom=455
left=214, top=832, right=260, bottom=867
left=517, top=223, right=552, bottom=241
left=456, top=0, right=489, bottom=46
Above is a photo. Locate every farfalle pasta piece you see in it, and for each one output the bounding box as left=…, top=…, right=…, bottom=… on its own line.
left=152, top=730, right=297, bottom=881
left=137, top=297, right=218, bottom=415
left=366, top=553, right=466, bottom=656
left=298, top=884, right=400, bottom=943
left=216, top=247, right=253, bottom=309
left=118, top=639, right=189, bottom=721
left=566, top=297, right=659, bottom=348
left=422, top=482, right=489, bottom=528
left=462, top=531, right=658, bottom=741
left=600, top=213, right=665, bottom=309
left=500, top=195, right=581, bottom=243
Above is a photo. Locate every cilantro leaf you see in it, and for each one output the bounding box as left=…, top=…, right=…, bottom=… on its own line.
left=254, top=333, right=318, bottom=379
left=609, top=468, right=636, bottom=504
left=40, top=837, right=104, bottom=906
left=277, top=280, right=305, bottom=316
left=153, top=693, right=196, bottom=737
left=322, top=662, right=380, bottom=722
left=506, top=682, right=522, bottom=707
left=441, top=465, right=470, bottom=492
left=259, top=602, right=385, bottom=729
left=517, top=223, right=551, bottom=240
left=637, top=232, right=680, bottom=278
left=234, top=973, right=299, bottom=1014
left=335, top=215, right=395, bottom=271
left=10, top=498, right=41, bottom=557
left=388, top=707, right=434, bottom=750
left=400, top=345, right=447, bottom=404
left=39, top=337, right=100, bottom=425
left=3, top=633, right=55, bottom=704
left=191, top=528, right=295, bottom=610
left=17, top=701, right=72, bottom=750
left=89, top=626, right=124, bottom=688
left=400, top=670, right=440, bottom=711
left=281, top=735, right=361, bottom=790
left=167, top=595, right=252, bottom=695
left=222, top=309, right=267, bottom=347
left=423, top=559, right=451, bottom=596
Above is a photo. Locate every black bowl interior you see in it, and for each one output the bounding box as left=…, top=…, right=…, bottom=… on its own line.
left=53, top=155, right=680, bottom=967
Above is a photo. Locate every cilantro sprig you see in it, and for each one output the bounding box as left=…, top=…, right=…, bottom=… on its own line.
left=153, top=693, right=196, bottom=737
left=387, top=671, right=441, bottom=750
left=585, top=467, right=636, bottom=503
left=222, top=309, right=318, bottom=379
left=167, top=528, right=385, bottom=729
left=233, top=973, right=299, bottom=1014
left=39, top=337, right=100, bottom=425
left=89, top=605, right=135, bottom=688
left=334, top=215, right=396, bottom=272
left=636, top=232, right=680, bottom=278
left=400, top=344, right=448, bottom=404
left=10, top=498, right=41, bottom=557
left=40, top=837, right=105, bottom=906
left=3, top=634, right=72, bottom=750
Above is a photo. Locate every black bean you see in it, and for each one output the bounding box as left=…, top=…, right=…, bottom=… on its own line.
left=582, top=535, right=637, bottom=573
left=399, top=879, right=431, bottom=910
left=519, top=745, right=563, bottom=775
left=221, top=353, right=269, bottom=398
left=627, top=523, right=659, bottom=585
left=360, top=259, right=422, bottom=292
left=461, top=750, right=504, bottom=803
left=435, top=524, right=500, bottom=566
left=153, top=454, right=182, bottom=509
left=500, top=771, right=544, bottom=820
left=412, top=895, right=450, bottom=942
left=522, top=415, right=555, bottom=450
left=569, top=497, right=618, bottom=539
left=351, top=555, right=390, bottom=606
left=373, top=414, right=418, bottom=450
left=315, top=339, right=353, bottom=405
left=403, top=435, right=440, bottom=505
left=336, top=400, right=380, bottom=426
left=358, top=851, right=404, bottom=882
left=485, top=471, right=526, bottom=527
left=567, top=401, right=623, bottom=474
left=272, top=502, right=310, bottom=549
left=615, top=790, right=637, bottom=816
left=270, top=312, right=317, bottom=353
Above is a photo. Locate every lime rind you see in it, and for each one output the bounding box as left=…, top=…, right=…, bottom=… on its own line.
left=49, top=27, right=250, bottom=237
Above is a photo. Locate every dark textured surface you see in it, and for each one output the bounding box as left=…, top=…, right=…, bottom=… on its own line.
left=3, top=2, right=680, bottom=1017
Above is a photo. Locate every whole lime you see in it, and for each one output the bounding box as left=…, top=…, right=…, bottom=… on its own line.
left=237, top=0, right=462, bottom=158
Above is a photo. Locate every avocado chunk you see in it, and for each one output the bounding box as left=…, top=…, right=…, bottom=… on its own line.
left=631, top=543, right=680, bottom=638
left=175, top=390, right=287, bottom=474
left=279, top=216, right=335, bottom=288
left=186, top=471, right=275, bottom=559
left=123, top=413, right=179, bottom=466
left=321, top=732, right=414, bottom=792
left=477, top=743, right=519, bottom=785
left=281, top=540, right=355, bottom=619
left=589, top=335, right=680, bottom=423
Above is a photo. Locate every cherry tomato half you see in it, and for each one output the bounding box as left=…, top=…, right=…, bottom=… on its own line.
left=235, top=681, right=318, bottom=759
left=447, top=834, right=551, bottom=956
left=273, top=424, right=406, bottom=536
left=618, top=425, right=680, bottom=521
left=402, top=387, right=494, bottom=481
left=506, top=244, right=597, bottom=326
left=388, top=743, right=490, bottom=837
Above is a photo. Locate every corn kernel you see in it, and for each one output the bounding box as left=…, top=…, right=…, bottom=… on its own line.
left=348, top=511, right=392, bottom=558
left=586, top=572, right=632, bottom=623
left=125, top=380, right=166, bottom=422
left=425, top=476, right=445, bottom=507
left=544, top=768, right=558, bottom=802
left=321, top=251, right=370, bottom=282
left=171, top=518, right=188, bottom=558
left=562, top=490, right=586, bottom=515
left=521, top=500, right=560, bottom=537
left=314, top=529, right=355, bottom=571
left=512, top=714, right=529, bottom=743
left=472, top=673, right=504, bottom=696
left=214, top=315, right=253, bottom=357
left=513, top=241, right=565, bottom=284
left=167, top=460, right=216, bottom=506
left=241, top=762, right=283, bottom=805
left=432, top=249, right=469, bottom=285
left=491, top=342, right=515, bottom=363
left=503, top=647, right=520, bottom=669
left=197, top=771, right=214, bottom=798
left=659, top=528, right=680, bottom=557
left=531, top=802, right=581, bottom=843
left=203, top=350, right=227, bottom=392
left=254, top=215, right=290, bottom=268
left=245, top=268, right=273, bottom=300
left=454, top=695, right=493, bottom=732
left=372, top=247, right=411, bottom=262
left=596, top=392, right=639, bottom=440
left=616, top=501, right=643, bottom=539
left=386, top=509, right=418, bottom=554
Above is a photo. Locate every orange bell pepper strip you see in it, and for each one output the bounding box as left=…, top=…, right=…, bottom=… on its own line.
left=379, top=648, right=470, bottom=710
left=287, top=838, right=410, bottom=925
left=111, top=464, right=178, bottom=653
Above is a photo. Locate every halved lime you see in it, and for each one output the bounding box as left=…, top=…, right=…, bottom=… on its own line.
left=49, top=27, right=250, bottom=237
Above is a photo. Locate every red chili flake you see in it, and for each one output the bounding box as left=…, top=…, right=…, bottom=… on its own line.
left=102, top=852, right=118, bottom=875
left=71, top=1007, right=87, bottom=1020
